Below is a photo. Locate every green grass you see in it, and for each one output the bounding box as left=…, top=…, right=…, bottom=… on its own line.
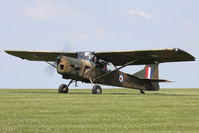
left=0, top=88, right=199, bottom=133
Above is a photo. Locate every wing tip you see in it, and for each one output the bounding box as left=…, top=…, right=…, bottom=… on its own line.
left=173, top=48, right=196, bottom=61
left=4, top=50, right=14, bottom=54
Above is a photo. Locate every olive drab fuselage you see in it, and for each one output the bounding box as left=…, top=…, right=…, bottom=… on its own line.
left=57, top=56, right=158, bottom=91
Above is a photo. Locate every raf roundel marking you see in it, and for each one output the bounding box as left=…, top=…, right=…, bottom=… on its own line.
left=119, top=74, right=124, bottom=83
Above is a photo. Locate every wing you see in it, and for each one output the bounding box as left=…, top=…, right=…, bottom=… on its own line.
left=5, top=50, right=77, bottom=61
left=94, top=48, right=195, bottom=66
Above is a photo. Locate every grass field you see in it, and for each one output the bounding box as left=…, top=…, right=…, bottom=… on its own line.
left=0, top=88, right=199, bottom=133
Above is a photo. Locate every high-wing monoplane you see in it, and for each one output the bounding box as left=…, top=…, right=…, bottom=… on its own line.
left=5, top=48, right=195, bottom=94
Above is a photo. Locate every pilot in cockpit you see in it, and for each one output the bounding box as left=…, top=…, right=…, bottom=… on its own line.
left=95, top=59, right=108, bottom=71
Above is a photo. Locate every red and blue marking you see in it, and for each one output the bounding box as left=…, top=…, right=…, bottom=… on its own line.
left=145, top=66, right=153, bottom=79
left=119, top=74, right=124, bottom=83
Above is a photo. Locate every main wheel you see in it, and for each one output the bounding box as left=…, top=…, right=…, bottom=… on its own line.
left=92, top=85, right=102, bottom=94
left=58, top=84, right=69, bottom=93
left=140, top=89, right=145, bottom=94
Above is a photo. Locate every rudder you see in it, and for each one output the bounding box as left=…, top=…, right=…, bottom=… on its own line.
left=133, top=64, right=159, bottom=79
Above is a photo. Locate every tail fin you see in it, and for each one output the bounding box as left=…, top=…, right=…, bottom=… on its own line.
left=133, top=64, right=159, bottom=79
left=133, top=64, right=167, bottom=91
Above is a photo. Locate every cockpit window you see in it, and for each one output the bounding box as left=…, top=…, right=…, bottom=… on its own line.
left=77, top=52, right=96, bottom=63
left=77, top=52, right=110, bottom=71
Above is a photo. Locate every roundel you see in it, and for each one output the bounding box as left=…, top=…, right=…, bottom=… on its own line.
left=119, top=74, right=124, bottom=83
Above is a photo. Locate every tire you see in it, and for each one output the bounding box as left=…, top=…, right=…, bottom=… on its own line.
left=140, top=89, right=145, bottom=94
left=58, top=84, right=69, bottom=93
left=92, top=85, right=102, bottom=94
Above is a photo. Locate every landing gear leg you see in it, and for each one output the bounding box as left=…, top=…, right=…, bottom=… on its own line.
left=140, top=89, right=145, bottom=94
left=58, top=80, right=73, bottom=94
left=67, top=80, right=73, bottom=87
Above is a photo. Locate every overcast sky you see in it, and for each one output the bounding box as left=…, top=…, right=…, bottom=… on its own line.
left=0, top=0, right=198, bottom=89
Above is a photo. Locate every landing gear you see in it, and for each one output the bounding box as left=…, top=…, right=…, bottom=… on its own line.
left=58, top=80, right=74, bottom=94
left=92, top=85, right=102, bottom=94
left=59, top=84, right=69, bottom=93
left=58, top=79, right=103, bottom=94
left=140, top=89, right=145, bottom=94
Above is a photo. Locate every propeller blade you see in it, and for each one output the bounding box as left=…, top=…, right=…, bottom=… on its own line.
left=45, top=62, right=57, bottom=78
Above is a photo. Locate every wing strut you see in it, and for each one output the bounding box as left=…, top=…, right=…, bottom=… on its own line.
left=94, top=58, right=140, bottom=82
left=36, top=55, right=57, bottom=68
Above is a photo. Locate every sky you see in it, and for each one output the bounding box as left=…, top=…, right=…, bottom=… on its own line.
left=0, top=0, right=198, bottom=89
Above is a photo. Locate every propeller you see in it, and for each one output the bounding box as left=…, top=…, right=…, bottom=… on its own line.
left=45, top=40, right=73, bottom=78
left=62, top=40, right=73, bottom=52
left=45, top=62, right=57, bottom=78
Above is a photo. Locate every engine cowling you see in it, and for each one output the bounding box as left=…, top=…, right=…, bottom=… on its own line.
left=57, top=56, right=94, bottom=80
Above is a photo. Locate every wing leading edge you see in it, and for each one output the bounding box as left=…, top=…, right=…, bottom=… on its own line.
left=94, top=48, right=195, bottom=66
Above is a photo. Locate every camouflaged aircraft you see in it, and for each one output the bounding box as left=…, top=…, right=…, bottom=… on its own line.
left=5, top=48, right=195, bottom=94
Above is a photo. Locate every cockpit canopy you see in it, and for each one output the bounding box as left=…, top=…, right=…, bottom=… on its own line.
left=77, top=52, right=96, bottom=63
left=77, top=51, right=109, bottom=71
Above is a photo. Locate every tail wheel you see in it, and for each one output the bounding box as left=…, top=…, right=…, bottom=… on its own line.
left=59, top=84, right=69, bottom=93
left=92, top=85, right=102, bottom=94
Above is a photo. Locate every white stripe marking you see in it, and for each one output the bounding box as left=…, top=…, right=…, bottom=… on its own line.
left=147, top=67, right=151, bottom=79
